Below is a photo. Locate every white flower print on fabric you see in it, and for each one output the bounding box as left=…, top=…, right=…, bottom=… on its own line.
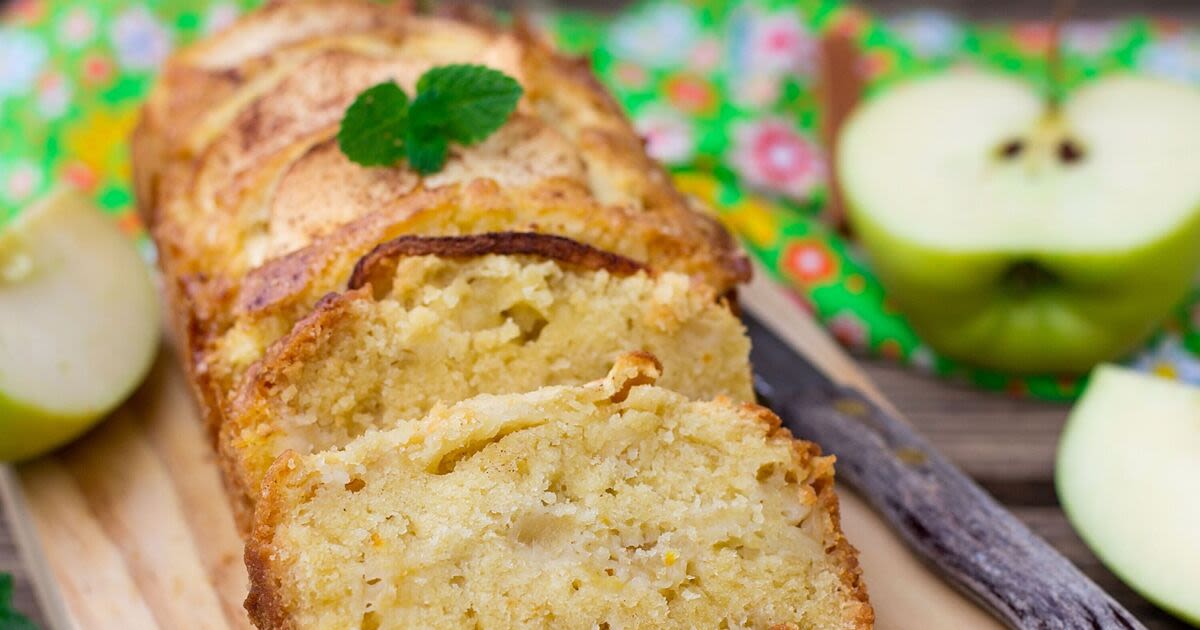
left=828, top=311, right=869, bottom=352
left=1138, top=35, right=1200, bottom=84
left=2, top=160, right=44, bottom=205
left=687, top=37, right=722, bottom=73
left=608, top=3, right=699, bottom=69
left=205, top=3, right=241, bottom=35
left=887, top=11, right=963, bottom=59
left=36, top=73, right=71, bottom=119
left=729, top=73, right=780, bottom=109
left=909, top=345, right=938, bottom=373
left=0, top=29, right=48, bottom=100
left=57, top=5, right=98, bottom=49
left=1131, top=334, right=1200, bottom=386
left=110, top=7, right=172, bottom=71
left=728, top=7, right=818, bottom=79
left=634, top=106, right=696, bottom=165
left=1063, top=21, right=1119, bottom=57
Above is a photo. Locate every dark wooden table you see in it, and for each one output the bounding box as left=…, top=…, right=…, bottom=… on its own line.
left=1, top=0, right=1195, bottom=628
left=860, top=363, right=1188, bottom=630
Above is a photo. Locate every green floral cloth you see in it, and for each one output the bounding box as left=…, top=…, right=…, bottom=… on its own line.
left=0, top=0, right=257, bottom=254
left=2, top=0, right=1198, bottom=399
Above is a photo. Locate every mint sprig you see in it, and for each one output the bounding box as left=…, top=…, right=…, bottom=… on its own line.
left=404, top=128, right=449, bottom=175
left=337, top=65, right=522, bottom=174
left=0, top=574, right=39, bottom=630
left=337, top=82, right=409, bottom=167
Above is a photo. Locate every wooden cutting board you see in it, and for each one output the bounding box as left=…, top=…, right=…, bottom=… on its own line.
left=0, top=275, right=1003, bottom=630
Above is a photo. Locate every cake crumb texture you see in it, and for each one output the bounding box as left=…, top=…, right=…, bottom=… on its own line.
left=219, top=234, right=754, bottom=524
left=247, top=356, right=872, bottom=630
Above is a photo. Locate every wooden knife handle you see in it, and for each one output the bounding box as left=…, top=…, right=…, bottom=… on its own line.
left=776, top=381, right=1145, bottom=630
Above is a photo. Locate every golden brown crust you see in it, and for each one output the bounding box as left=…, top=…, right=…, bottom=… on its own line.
left=804, top=446, right=874, bottom=629
left=231, top=185, right=452, bottom=316
left=227, top=178, right=713, bottom=320
left=235, top=289, right=366, bottom=409
left=218, top=289, right=367, bottom=532
left=134, top=0, right=416, bottom=240
left=748, top=402, right=874, bottom=629
left=348, top=231, right=645, bottom=291
left=136, top=0, right=747, bottom=296
left=244, top=452, right=301, bottom=630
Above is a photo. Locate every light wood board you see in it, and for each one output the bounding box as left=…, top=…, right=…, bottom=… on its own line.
left=0, top=272, right=1003, bottom=629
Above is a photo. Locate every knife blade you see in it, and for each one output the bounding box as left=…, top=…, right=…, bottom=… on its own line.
left=743, top=311, right=1144, bottom=630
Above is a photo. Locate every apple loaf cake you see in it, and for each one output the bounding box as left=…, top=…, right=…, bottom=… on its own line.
left=132, top=1, right=872, bottom=626
left=219, top=233, right=753, bottom=527
left=246, top=354, right=872, bottom=629
left=132, top=0, right=749, bottom=437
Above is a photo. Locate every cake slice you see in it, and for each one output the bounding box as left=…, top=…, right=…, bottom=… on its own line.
left=245, top=354, right=872, bottom=629
left=220, top=233, right=753, bottom=527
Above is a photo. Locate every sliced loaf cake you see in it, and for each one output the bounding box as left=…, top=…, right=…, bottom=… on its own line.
left=132, top=0, right=749, bottom=437
left=220, top=233, right=753, bottom=527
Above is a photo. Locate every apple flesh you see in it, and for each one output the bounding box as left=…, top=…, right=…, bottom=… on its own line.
left=838, top=72, right=1200, bottom=373
left=1056, top=366, right=1200, bottom=624
left=0, top=190, right=160, bottom=462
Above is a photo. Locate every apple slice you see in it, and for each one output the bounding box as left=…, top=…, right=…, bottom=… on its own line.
left=0, top=190, right=160, bottom=461
left=838, top=72, right=1200, bottom=373
left=1056, top=366, right=1200, bottom=624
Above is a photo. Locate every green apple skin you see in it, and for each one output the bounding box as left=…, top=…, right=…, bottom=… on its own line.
left=0, top=190, right=160, bottom=462
left=849, top=204, right=1200, bottom=374
left=1056, top=366, right=1200, bottom=625
left=0, top=391, right=117, bottom=462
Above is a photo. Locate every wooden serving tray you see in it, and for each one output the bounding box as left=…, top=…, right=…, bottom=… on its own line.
left=0, top=276, right=1002, bottom=630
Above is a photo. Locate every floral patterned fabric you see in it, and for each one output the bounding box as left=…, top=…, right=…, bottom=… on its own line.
left=2, top=0, right=1198, bottom=399
left=0, top=0, right=255, bottom=252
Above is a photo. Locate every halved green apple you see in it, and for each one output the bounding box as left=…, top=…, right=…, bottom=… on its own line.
left=839, top=72, right=1200, bottom=373
left=1057, top=366, right=1200, bottom=624
left=0, top=190, right=159, bottom=462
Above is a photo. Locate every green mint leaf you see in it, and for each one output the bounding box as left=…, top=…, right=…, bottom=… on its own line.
left=405, top=127, right=449, bottom=175
left=337, top=81, right=409, bottom=166
left=0, top=610, right=39, bottom=630
left=0, top=574, right=39, bottom=630
left=337, top=66, right=521, bottom=174
left=412, top=64, right=522, bottom=145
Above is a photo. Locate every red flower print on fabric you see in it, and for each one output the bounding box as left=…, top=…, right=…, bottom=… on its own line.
left=730, top=118, right=826, bottom=200
left=751, top=15, right=815, bottom=74
left=664, top=75, right=717, bottom=114
left=828, top=312, right=869, bottom=351
left=82, top=55, right=114, bottom=85
left=614, top=62, right=648, bottom=89
left=783, top=240, right=837, bottom=285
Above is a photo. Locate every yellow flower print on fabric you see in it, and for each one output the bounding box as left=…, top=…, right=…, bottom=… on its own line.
left=723, top=198, right=781, bottom=249
left=672, top=172, right=780, bottom=249
left=671, top=171, right=720, bottom=204
left=64, top=107, right=138, bottom=183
